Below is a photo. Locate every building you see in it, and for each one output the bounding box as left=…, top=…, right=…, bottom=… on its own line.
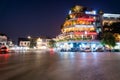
left=102, top=13, right=120, bottom=50
left=18, top=38, right=30, bottom=47
left=55, top=5, right=103, bottom=51
left=36, top=37, right=50, bottom=49
left=0, top=33, right=8, bottom=47
left=103, top=13, right=120, bottom=25
left=18, top=36, right=50, bottom=49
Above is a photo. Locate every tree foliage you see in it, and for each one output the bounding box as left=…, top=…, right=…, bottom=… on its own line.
left=48, top=40, right=56, bottom=48
left=101, top=32, right=116, bottom=48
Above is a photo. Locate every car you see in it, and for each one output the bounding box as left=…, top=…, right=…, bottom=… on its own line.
left=0, top=46, right=9, bottom=53
left=96, top=48, right=104, bottom=52
left=84, top=48, right=91, bottom=52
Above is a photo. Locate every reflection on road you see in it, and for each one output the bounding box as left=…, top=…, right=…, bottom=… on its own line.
left=0, top=51, right=120, bottom=80
left=0, top=54, right=11, bottom=68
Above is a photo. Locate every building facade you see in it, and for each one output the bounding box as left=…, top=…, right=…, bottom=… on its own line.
left=102, top=13, right=120, bottom=50
left=56, top=5, right=103, bottom=51
left=18, top=37, right=50, bottom=49
left=18, top=38, right=30, bottom=47
left=0, top=33, right=8, bottom=47
left=103, top=13, right=120, bottom=25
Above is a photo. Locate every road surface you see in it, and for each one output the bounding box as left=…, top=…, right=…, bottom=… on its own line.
left=0, top=51, right=120, bottom=80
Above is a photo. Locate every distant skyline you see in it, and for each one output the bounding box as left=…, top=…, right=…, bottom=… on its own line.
left=0, top=0, right=120, bottom=43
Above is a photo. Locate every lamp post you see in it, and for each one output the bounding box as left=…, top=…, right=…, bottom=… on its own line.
left=27, top=36, right=36, bottom=48
left=27, top=36, right=31, bottom=48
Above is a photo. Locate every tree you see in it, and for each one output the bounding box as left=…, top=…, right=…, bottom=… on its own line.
left=48, top=40, right=56, bottom=48
left=29, top=38, right=36, bottom=48
left=101, top=32, right=116, bottom=49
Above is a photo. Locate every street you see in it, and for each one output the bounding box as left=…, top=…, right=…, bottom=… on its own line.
left=0, top=51, right=120, bottom=80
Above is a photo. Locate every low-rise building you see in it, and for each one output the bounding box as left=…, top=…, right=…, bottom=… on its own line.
left=0, top=33, right=8, bottom=47
left=18, top=38, right=30, bottom=47
left=18, top=36, right=51, bottom=49
left=103, top=13, right=120, bottom=25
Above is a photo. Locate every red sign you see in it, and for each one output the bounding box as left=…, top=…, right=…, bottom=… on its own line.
left=74, top=32, right=97, bottom=35
left=78, top=18, right=95, bottom=21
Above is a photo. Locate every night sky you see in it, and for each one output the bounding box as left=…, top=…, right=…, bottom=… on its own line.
left=0, top=0, right=120, bottom=43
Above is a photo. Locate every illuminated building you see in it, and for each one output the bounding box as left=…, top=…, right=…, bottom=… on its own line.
left=103, top=13, right=120, bottom=51
left=103, top=13, right=120, bottom=25
left=56, top=5, right=103, bottom=51
left=102, top=13, right=120, bottom=37
left=36, top=37, right=49, bottom=49
left=103, top=13, right=120, bottom=41
left=18, top=37, right=50, bottom=49
left=0, top=33, right=8, bottom=47
left=18, top=38, right=30, bottom=47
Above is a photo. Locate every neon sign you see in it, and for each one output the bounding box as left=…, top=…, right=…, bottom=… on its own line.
left=78, top=18, right=95, bottom=21
left=74, top=32, right=97, bottom=35
left=75, top=25, right=94, bottom=28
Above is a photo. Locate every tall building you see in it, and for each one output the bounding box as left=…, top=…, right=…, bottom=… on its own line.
left=56, top=5, right=103, bottom=51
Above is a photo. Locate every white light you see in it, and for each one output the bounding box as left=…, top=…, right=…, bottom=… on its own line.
left=85, top=31, right=87, bottom=34
left=103, top=13, right=120, bottom=18
left=85, top=10, right=96, bottom=15
left=92, top=44, right=96, bottom=48
left=75, top=25, right=94, bottom=28
left=69, top=10, right=72, bottom=14
left=82, top=43, right=85, bottom=47
left=69, top=43, right=73, bottom=48
left=27, top=36, right=31, bottom=39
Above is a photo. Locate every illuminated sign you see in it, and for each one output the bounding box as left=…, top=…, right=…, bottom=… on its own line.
left=75, top=25, right=94, bottom=28
left=74, top=32, right=97, bottom=35
left=87, top=32, right=97, bottom=35
left=78, top=18, right=95, bottom=21
left=85, top=11, right=96, bottom=15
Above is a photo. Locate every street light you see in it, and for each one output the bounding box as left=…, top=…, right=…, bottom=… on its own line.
left=27, top=36, right=31, bottom=39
